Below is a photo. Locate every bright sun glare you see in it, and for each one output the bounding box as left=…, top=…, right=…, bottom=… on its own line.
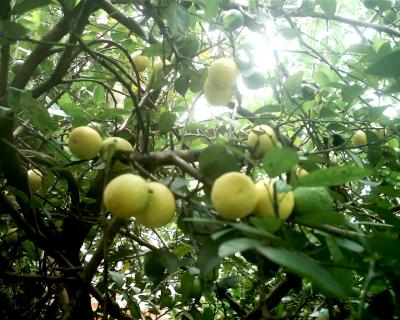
left=192, top=18, right=399, bottom=122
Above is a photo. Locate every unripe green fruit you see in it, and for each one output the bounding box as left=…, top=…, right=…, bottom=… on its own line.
left=189, top=278, right=202, bottom=299
left=294, top=186, right=333, bottom=215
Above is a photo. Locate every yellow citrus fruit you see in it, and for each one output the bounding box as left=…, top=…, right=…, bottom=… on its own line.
left=296, top=167, right=309, bottom=178
left=101, top=137, right=134, bottom=169
left=136, top=182, right=176, bottom=228
left=68, top=126, right=103, bottom=160
left=207, top=57, right=239, bottom=89
left=103, top=173, right=149, bottom=219
left=247, top=125, right=277, bottom=158
left=351, top=130, right=367, bottom=147
left=203, top=78, right=233, bottom=106
left=131, top=51, right=148, bottom=72
left=27, top=169, right=43, bottom=191
left=211, top=172, right=257, bottom=219
left=254, top=180, right=294, bottom=220
left=153, top=58, right=170, bottom=73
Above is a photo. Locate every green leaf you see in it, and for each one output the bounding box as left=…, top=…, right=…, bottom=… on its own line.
left=123, top=292, right=141, bottom=318
left=218, top=238, right=262, bottom=257
left=341, top=84, right=364, bottom=104
left=319, top=0, right=336, bottom=15
left=144, top=250, right=166, bottom=283
left=332, top=238, right=365, bottom=253
left=159, top=111, right=176, bottom=134
left=199, top=144, right=240, bottom=180
left=144, top=250, right=178, bottom=283
left=243, top=71, right=266, bottom=89
left=295, top=212, right=346, bottom=226
left=297, top=165, right=373, bottom=186
left=368, top=233, right=400, bottom=260
left=12, top=0, right=54, bottom=15
left=198, top=239, right=222, bottom=275
left=256, top=246, right=345, bottom=297
left=262, top=148, right=299, bottom=177
left=109, top=271, right=124, bottom=289
left=175, top=75, right=189, bottom=96
left=278, top=26, right=299, bottom=40
left=249, top=216, right=282, bottom=234
left=383, top=82, right=400, bottom=94
left=230, top=223, right=279, bottom=240
left=195, top=0, right=219, bottom=18
left=165, top=3, right=190, bottom=36
left=284, top=71, right=303, bottom=94
left=19, top=92, right=54, bottom=131
left=366, top=49, right=400, bottom=77
left=0, top=21, right=27, bottom=38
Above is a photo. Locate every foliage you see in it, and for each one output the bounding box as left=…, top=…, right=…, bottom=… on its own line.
left=0, top=0, right=400, bottom=319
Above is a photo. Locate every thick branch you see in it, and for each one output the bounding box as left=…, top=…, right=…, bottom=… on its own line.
left=89, top=285, right=131, bottom=320
left=32, top=1, right=98, bottom=98
left=2, top=272, right=79, bottom=283
left=99, top=0, right=152, bottom=42
left=119, top=149, right=202, bottom=166
left=83, top=217, right=124, bottom=282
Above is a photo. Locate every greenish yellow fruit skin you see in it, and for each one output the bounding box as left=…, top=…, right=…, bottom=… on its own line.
left=207, top=57, right=239, bottom=89
left=153, top=58, right=170, bottom=73
left=211, top=171, right=257, bottom=219
left=136, top=182, right=176, bottom=228
left=254, top=180, right=294, bottom=220
left=296, top=167, right=309, bottom=178
left=351, top=130, right=367, bottom=147
left=101, top=137, right=134, bottom=169
left=68, top=126, right=103, bottom=160
left=27, top=169, right=43, bottom=191
left=293, top=186, right=333, bottom=215
left=132, top=51, right=148, bottom=72
left=103, top=173, right=149, bottom=219
left=5, top=228, right=18, bottom=244
left=247, top=125, right=277, bottom=158
left=203, top=78, right=233, bottom=106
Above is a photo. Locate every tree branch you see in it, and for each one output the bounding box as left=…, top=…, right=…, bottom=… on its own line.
left=287, top=11, right=400, bottom=38
left=10, top=2, right=90, bottom=90
left=83, top=217, right=124, bottom=282
left=99, top=0, right=155, bottom=43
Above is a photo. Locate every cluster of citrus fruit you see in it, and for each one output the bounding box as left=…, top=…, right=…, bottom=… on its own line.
left=203, top=57, right=239, bottom=106
left=103, top=173, right=176, bottom=228
left=131, top=51, right=169, bottom=74
left=69, top=126, right=175, bottom=228
left=210, top=171, right=332, bottom=221
left=67, top=126, right=133, bottom=164
left=210, top=171, right=294, bottom=220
